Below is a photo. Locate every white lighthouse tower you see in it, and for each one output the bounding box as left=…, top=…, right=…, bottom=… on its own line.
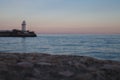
left=21, top=20, right=26, bottom=32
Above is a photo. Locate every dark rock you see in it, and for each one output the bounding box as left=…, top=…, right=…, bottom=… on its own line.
left=36, top=62, right=52, bottom=66
left=100, top=64, right=120, bottom=71
left=74, top=62, right=87, bottom=69
left=33, top=69, right=41, bottom=78
left=0, top=54, right=19, bottom=64
left=100, top=64, right=120, bottom=80
left=0, top=53, right=120, bottom=80
left=17, top=62, right=34, bottom=68
left=26, top=77, right=38, bottom=80
left=58, top=70, right=74, bottom=77
left=74, top=73, right=94, bottom=80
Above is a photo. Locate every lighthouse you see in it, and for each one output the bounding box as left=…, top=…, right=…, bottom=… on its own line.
left=21, top=20, right=26, bottom=32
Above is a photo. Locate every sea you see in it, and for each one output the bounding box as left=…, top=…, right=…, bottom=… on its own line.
left=0, top=34, right=120, bottom=61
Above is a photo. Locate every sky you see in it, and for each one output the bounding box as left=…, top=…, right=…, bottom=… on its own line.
left=0, top=0, right=120, bottom=34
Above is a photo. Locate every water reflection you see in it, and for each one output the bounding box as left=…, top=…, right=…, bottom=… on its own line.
left=21, top=38, right=27, bottom=53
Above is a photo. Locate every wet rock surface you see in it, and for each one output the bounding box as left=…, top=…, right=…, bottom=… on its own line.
left=0, top=53, right=120, bottom=80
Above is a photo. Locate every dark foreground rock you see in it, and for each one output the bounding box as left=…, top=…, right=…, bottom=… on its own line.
left=0, top=53, right=120, bottom=80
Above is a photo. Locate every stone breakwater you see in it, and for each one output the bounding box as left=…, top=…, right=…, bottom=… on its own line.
left=0, top=53, right=120, bottom=80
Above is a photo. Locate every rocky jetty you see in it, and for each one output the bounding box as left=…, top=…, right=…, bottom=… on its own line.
left=0, top=53, right=120, bottom=80
left=0, top=29, right=36, bottom=37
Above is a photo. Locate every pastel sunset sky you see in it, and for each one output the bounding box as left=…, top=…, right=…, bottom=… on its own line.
left=0, top=0, right=120, bottom=34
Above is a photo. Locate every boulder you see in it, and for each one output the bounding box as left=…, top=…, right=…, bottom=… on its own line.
left=100, top=64, right=120, bottom=71
left=36, top=62, right=52, bottom=66
left=58, top=70, right=74, bottom=77
left=17, top=62, right=33, bottom=68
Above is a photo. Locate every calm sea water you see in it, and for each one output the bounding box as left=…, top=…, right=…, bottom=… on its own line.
left=0, top=34, right=120, bottom=61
